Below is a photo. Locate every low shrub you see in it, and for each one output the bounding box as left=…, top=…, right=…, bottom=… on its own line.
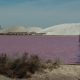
left=0, top=53, right=61, bottom=79
left=52, top=58, right=61, bottom=69
left=0, top=53, right=42, bottom=79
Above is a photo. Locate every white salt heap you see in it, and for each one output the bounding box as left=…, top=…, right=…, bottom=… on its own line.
left=41, top=23, right=80, bottom=35
left=1, top=23, right=80, bottom=35
left=2, top=26, right=43, bottom=33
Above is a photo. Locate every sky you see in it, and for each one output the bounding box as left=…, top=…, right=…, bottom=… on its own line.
left=0, top=0, right=80, bottom=28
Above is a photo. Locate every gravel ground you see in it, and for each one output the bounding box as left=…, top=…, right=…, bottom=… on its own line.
left=0, top=65, right=80, bottom=80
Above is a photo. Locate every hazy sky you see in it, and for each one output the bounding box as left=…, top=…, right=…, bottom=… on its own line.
left=0, top=0, right=80, bottom=28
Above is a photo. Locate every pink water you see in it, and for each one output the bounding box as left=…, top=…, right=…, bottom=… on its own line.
left=0, top=35, right=79, bottom=64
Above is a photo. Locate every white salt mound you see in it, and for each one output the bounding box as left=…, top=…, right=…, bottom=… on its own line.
left=41, top=23, right=80, bottom=35
left=3, top=26, right=42, bottom=33
left=1, top=23, right=80, bottom=35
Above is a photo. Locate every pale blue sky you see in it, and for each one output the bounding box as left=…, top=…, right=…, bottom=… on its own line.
left=0, top=0, right=80, bottom=27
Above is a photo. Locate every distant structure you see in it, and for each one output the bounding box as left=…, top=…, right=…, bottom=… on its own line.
left=0, top=32, right=46, bottom=35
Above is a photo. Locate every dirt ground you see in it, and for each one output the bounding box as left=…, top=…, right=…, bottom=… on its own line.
left=0, top=65, right=80, bottom=80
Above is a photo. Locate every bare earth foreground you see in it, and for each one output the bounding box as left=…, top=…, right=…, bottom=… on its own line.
left=0, top=65, right=80, bottom=80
